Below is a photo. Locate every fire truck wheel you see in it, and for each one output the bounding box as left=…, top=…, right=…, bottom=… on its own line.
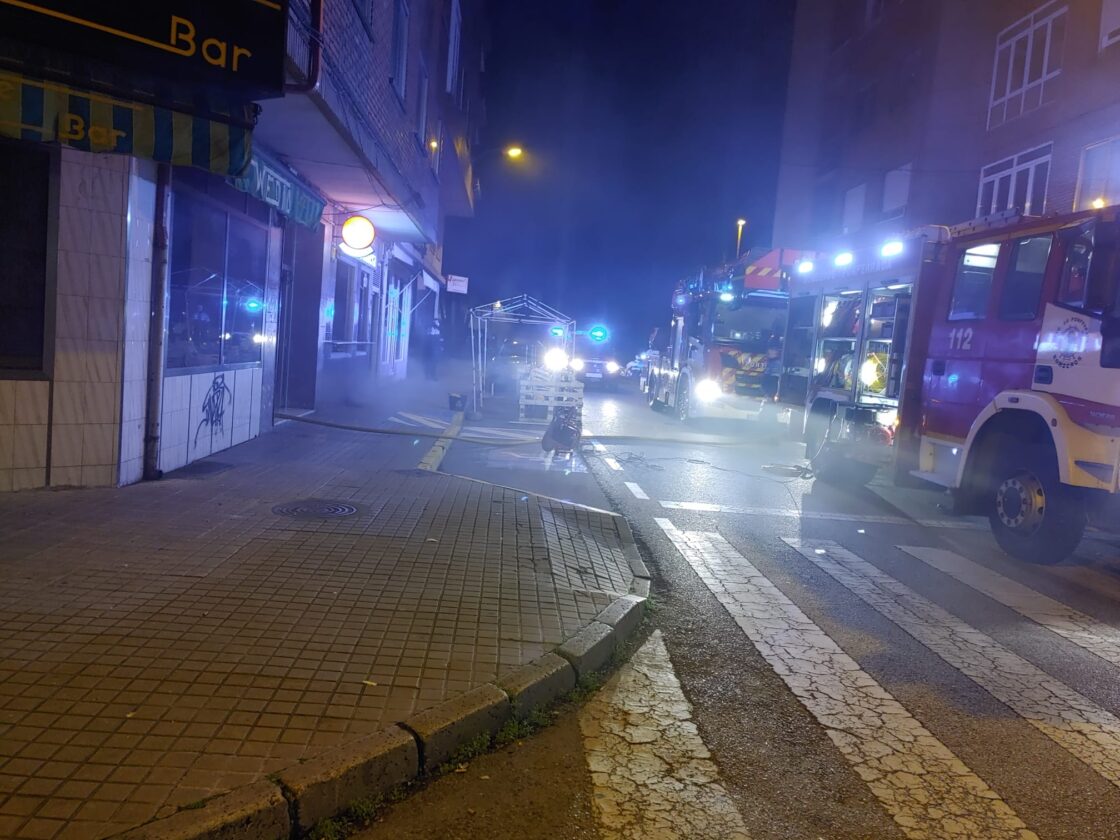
left=647, top=377, right=665, bottom=411
left=988, top=444, right=1085, bottom=565
left=675, top=380, right=691, bottom=422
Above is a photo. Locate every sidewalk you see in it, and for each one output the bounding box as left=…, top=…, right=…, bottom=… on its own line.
left=0, top=413, right=642, bottom=839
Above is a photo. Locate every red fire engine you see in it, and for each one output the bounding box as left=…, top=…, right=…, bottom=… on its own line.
left=646, top=249, right=811, bottom=421
left=783, top=208, right=1120, bottom=564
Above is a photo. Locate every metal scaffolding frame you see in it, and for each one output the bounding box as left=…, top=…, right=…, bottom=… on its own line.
left=469, top=294, right=574, bottom=413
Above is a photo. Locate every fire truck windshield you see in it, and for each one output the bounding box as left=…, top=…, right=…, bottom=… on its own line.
left=711, top=298, right=786, bottom=353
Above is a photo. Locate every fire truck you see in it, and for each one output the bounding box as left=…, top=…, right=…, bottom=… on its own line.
left=783, top=207, right=1120, bottom=564
left=646, top=250, right=811, bottom=421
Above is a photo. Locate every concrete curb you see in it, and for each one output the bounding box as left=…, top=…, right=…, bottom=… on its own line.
left=402, top=684, right=511, bottom=773
left=278, top=726, right=418, bottom=833
left=498, top=652, right=577, bottom=719
left=114, top=780, right=290, bottom=840
left=418, top=411, right=464, bottom=471
left=114, top=512, right=649, bottom=840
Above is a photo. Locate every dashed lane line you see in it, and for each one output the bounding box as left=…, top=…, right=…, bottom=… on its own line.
left=579, top=630, right=751, bottom=839
left=624, top=482, right=649, bottom=500
left=604, top=456, right=622, bottom=471
left=899, top=545, right=1120, bottom=671
left=788, top=538, right=1120, bottom=790
left=659, top=500, right=986, bottom=530
left=655, top=518, right=1038, bottom=840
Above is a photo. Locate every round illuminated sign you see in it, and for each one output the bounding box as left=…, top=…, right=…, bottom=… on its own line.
left=587, top=324, right=611, bottom=343
left=341, top=215, right=376, bottom=251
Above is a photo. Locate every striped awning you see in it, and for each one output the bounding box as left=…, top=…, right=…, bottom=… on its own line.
left=0, top=70, right=252, bottom=176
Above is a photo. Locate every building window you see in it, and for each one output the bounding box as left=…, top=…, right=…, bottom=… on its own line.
left=1077, top=136, right=1120, bottom=210
left=446, top=0, right=462, bottom=94
left=882, top=163, right=911, bottom=215
left=998, top=235, right=1052, bottom=321
left=390, top=0, right=409, bottom=100
left=167, top=189, right=268, bottom=370
left=977, top=143, right=1051, bottom=217
left=1102, top=0, right=1120, bottom=49
left=949, top=242, right=999, bottom=321
left=0, top=141, right=50, bottom=371
left=417, top=64, right=430, bottom=145
left=842, top=183, right=866, bottom=234
left=988, top=3, right=1067, bottom=129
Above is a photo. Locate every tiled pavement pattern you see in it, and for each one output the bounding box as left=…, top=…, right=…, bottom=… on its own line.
left=0, top=422, right=634, bottom=839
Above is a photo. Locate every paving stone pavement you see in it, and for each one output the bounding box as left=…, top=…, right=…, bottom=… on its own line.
left=0, top=421, right=635, bottom=840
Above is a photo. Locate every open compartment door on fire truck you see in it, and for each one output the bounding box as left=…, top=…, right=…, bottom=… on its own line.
left=780, top=295, right=816, bottom=410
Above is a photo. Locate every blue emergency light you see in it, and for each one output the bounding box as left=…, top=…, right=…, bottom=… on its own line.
left=549, top=326, right=565, bottom=338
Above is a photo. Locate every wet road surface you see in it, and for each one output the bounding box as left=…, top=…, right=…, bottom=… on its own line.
left=363, top=383, right=1120, bottom=839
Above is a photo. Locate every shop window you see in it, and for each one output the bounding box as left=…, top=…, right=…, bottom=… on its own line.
left=949, top=242, right=999, bottom=321
left=0, top=142, right=50, bottom=370
left=999, top=235, right=1051, bottom=320
left=332, top=262, right=355, bottom=350
left=167, top=189, right=268, bottom=369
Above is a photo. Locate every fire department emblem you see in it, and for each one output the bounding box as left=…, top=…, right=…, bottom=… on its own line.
left=1052, top=316, right=1089, bottom=369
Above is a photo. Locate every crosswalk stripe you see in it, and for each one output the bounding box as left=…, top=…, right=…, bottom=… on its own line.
left=787, top=538, right=1120, bottom=790
left=655, top=519, right=1038, bottom=840
left=465, top=426, right=539, bottom=440
left=604, top=456, right=622, bottom=471
left=659, top=501, right=985, bottom=530
left=624, top=482, right=649, bottom=500
left=399, top=412, right=448, bottom=429
left=579, top=631, right=751, bottom=838
left=899, top=545, right=1120, bottom=671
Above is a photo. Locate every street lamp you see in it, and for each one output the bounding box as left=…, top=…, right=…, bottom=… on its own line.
left=736, top=218, right=748, bottom=259
left=505, top=145, right=524, bottom=159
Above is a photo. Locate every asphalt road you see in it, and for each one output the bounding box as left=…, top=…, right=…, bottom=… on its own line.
left=362, top=381, right=1120, bottom=840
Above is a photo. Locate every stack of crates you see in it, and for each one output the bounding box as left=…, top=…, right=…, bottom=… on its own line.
left=518, top=368, right=583, bottom=422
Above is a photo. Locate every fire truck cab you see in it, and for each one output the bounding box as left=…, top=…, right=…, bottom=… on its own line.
left=787, top=208, right=1120, bottom=564
left=647, top=251, right=803, bottom=421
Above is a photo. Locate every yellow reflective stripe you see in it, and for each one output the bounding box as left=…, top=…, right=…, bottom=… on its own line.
left=132, top=105, right=155, bottom=160
left=209, top=117, right=229, bottom=175
left=170, top=110, right=193, bottom=166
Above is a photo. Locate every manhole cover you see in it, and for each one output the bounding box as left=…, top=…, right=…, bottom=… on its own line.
left=272, top=499, right=360, bottom=519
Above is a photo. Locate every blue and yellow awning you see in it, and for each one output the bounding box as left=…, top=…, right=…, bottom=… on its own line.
left=0, top=70, right=252, bottom=176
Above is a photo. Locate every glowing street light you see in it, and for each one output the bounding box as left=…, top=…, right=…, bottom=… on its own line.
left=1092, top=197, right=1107, bottom=210
left=340, top=214, right=376, bottom=257
left=736, top=218, right=747, bottom=259
left=505, top=146, right=524, bottom=159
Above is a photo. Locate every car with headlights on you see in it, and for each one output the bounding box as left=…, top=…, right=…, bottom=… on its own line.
left=569, top=340, right=623, bottom=390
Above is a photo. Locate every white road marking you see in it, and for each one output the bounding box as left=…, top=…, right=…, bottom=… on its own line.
left=788, top=538, right=1120, bottom=790
left=604, top=456, right=622, bottom=471
left=655, top=519, right=1037, bottom=840
left=579, top=631, right=751, bottom=839
left=658, top=501, right=985, bottom=530
left=899, top=545, right=1120, bottom=671
left=624, top=482, right=649, bottom=500
left=399, top=412, right=448, bottom=429
left=590, top=440, right=607, bottom=453
left=465, top=426, right=539, bottom=440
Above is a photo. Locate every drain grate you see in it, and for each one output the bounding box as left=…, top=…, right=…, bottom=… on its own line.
left=272, top=499, right=360, bottom=519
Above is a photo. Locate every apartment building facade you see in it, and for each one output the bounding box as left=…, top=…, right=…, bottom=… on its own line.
left=773, top=0, right=1120, bottom=251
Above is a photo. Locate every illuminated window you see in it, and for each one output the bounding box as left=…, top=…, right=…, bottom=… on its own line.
left=988, top=4, right=1067, bottom=129
left=949, top=242, right=1000, bottom=321
left=1077, top=137, right=1120, bottom=210
left=977, top=143, right=1051, bottom=217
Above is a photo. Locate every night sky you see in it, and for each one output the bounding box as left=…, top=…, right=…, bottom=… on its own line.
left=445, top=1, right=796, bottom=355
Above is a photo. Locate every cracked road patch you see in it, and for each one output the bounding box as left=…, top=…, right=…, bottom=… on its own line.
left=578, top=630, right=751, bottom=839
left=657, top=519, right=1038, bottom=840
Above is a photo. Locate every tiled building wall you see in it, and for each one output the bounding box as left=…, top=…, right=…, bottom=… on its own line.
left=158, top=368, right=262, bottom=473
left=0, top=381, right=50, bottom=491
left=49, top=149, right=130, bottom=488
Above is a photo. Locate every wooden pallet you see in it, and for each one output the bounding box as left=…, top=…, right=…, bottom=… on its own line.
left=518, top=370, right=583, bottom=423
